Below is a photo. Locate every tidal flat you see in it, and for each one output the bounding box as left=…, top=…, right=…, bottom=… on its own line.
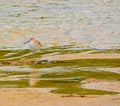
left=0, top=46, right=120, bottom=96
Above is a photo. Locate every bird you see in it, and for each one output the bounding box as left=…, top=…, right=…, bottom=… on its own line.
left=24, top=37, right=41, bottom=52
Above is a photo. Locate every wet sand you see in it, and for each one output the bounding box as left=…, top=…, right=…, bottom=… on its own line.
left=82, top=79, right=120, bottom=93
left=0, top=88, right=119, bottom=106
left=41, top=53, right=120, bottom=61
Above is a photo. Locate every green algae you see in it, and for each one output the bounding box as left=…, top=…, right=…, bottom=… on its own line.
left=0, top=45, right=93, bottom=62
left=0, top=50, right=14, bottom=59
left=32, top=80, right=117, bottom=95
left=0, top=46, right=120, bottom=95
left=0, top=78, right=117, bottom=95
left=0, top=70, right=30, bottom=76
left=41, top=70, right=120, bottom=81
left=0, top=66, right=119, bottom=95
left=30, top=59, right=120, bottom=68
left=0, top=45, right=119, bottom=62
left=0, top=79, right=29, bottom=88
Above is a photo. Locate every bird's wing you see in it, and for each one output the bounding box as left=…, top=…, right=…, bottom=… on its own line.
left=35, top=40, right=42, bottom=46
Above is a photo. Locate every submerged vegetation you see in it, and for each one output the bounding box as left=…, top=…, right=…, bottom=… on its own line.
left=0, top=45, right=120, bottom=62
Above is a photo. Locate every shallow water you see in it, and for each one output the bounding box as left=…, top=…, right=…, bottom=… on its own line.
left=0, top=0, right=120, bottom=95
left=0, top=0, right=120, bottom=49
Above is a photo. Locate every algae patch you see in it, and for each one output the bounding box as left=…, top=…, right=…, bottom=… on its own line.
left=0, top=46, right=120, bottom=95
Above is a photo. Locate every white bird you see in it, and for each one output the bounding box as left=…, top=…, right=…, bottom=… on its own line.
left=24, top=37, right=41, bottom=51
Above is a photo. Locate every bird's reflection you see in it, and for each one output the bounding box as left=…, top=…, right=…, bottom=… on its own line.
left=29, top=69, right=41, bottom=87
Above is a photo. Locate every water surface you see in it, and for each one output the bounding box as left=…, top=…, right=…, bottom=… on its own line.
left=0, top=0, right=120, bottom=49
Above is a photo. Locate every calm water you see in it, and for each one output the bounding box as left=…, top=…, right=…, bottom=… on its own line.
left=0, top=0, right=120, bottom=49
left=0, top=0, right=120, bottom=95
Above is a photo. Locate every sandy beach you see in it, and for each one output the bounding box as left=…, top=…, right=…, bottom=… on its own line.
left=0, top=88, right=119, bottom=106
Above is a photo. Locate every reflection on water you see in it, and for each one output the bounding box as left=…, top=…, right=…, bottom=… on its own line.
left=29, top=69, right=40, bottom=87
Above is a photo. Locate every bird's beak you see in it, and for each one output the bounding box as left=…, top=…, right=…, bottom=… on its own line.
left=24, top=39, right=31, bottom=44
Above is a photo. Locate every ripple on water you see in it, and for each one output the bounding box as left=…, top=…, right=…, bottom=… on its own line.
left=0, top=0, right=120, bottom=48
